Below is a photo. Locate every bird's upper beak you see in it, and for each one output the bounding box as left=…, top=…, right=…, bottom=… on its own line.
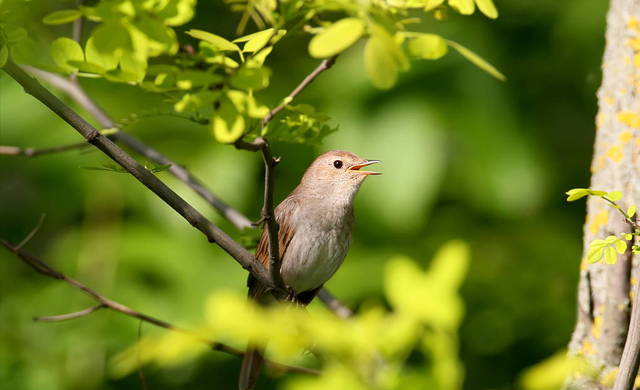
left=347, top=160, right=382, bottom=176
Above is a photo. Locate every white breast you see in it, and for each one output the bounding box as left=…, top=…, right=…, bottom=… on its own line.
left=279, top=204, right=353, bottom=293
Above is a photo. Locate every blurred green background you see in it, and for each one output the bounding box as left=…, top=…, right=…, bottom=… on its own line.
left=0, top=0, right=606, bottom=389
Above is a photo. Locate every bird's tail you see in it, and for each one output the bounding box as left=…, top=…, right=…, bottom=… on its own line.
left=239, top=346, right=264, bottom=390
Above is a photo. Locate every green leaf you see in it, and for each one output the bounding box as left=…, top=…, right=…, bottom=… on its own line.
left=615, top=240, right=627, bottom=255
left=604, top=246, right=617, bottom=264
left=67, top=60, right=105, bottom=74
left=50, top=37, right=84, bottom=71
left=424, top=0, right=445, bottom=11
left=92, top=22, right=133, bottom=54
left=1, top=24, right=28, bottom=43
left=144, top=162, right=172, bottom=173
left=230, top=66, right=270, bottom=91
left=566, top=188, right=589, bottom=202
left=448, top=0, right=475, bottom=15
left=607, top=191, right=622, bottom=202
left=85, top=37, right=118, bottom=71
left=587, top=190, right=608, bottom=197
left=604, top=235, right=617, bottom=244
left=185, top=30, right=240, bottom=52
left=175, top=71, right=223, bottom=89
left=627, top=205, right=636, bottom=218
left=80, top=163, right=128, bottom=173
left=0, top=45, right=8, bottom=68
left=589, top=239, right=607, bottom=248
left=586, top=247, right=604, bottom=263
left=447, top=40, right=506, bottom=81
left=474, top=0, right=498, bottom=19
left=234, top=28, right=275, bottom=52
left=42, top=9, right=82, bottom=25
left=633, top=245, right=640, bottom=254
left=364, top=26, right=409, bottom=90
left=625, top=234, right=633, bottom=240
left=406, top=34, right=448, bottom=60
left=212, top=98, right=245, bottom=143
left=309, top=18, right=365, bottom=59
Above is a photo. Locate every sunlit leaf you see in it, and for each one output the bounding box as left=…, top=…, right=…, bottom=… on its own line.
left=50, top=37, right=84, bottom=71
left=85, top=37, right=118, bottom=71
left=586, top=189, right=607, bottom=197
left=175, top=71, right=223, bottom=89
left=615, top=240, right=627, bottom=255
left=424, top=0, right=445, bottom=11
left=607, top=191, right=622, bottom=202
left=447, top=40, right=506, bottom=81
left=185, top=29, right=240, bottom=52
left=448, top=0, right=475, bottom=15
left=230, top=66, right=270, bottom=90
left=474, top=0, right=498, bottom=18
left=92, top=22, right=133, bottom=54
left=604, top=235, right=617, bottom=244
left=566, top=188, right=589, bottom=202
left=364, top=26, right=409, bottom=89
left=406, top=34, right=448, bottom=60
left=309, top=18, right=365, bottom=59
left=603, top=246, right=617, bottom=264
left=67, top=60, right=105, bottom=74
left=42, top=9, right=82, bottom=25
left=586, top=247, right=604, bottom=263
left=212, top=99, right=245, bottom=143
left=627, top=205, right=636, bottom=218
left=234, top=28, right=274, bottom=52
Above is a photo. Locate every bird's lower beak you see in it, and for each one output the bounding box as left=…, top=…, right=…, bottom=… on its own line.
left=347, top=160, right=382, bottom=175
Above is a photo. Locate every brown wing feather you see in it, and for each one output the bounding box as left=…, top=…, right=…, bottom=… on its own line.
left=247, top=194, right=299, bottom=299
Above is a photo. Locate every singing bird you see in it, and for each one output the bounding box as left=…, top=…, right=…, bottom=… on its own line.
left=239, top=150, right=381, bottom=390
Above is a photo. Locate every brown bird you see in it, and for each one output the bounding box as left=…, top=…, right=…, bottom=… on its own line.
left=239, top=150, right=381, bottom=390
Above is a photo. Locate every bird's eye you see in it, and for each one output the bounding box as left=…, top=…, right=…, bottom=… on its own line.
left=333, top=160, right=343, bottom=169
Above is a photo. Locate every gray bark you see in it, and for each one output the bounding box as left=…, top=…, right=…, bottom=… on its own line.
left=566, top=0, right=640, bottom=388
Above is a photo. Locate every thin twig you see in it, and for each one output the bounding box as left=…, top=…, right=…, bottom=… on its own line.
left=137, top=320, right=148, bottom=390
left=234, top=137, right=283, bottom=290
left=34, top=303, right=106, bottom=322
left=15, top=213, right=45, bottom=251
left=4, top=59, right=284, bottom=298
left=261, top=55, right=338, bottom=128
left=22, top=66, right=252, bottom=231
left=612, top=265, right=640, bottom=390
left=0, top=142, right=90, bottom=158
left=316, top=289, right=353, bottom=319
left=0, top=237, right=319, bottom=376
left=69, top=0, right=85, bottom=83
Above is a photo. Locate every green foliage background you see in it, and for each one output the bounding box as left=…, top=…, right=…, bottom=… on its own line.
left=0, top=0, right=607, bottom=389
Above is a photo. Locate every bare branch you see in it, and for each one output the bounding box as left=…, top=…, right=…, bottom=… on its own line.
left=3, top=59, right=285, bottom=298
left=34, top=304, right=106, bottom=322
left=23, top=66, right=252, bottom=231
left=235, top=137, right=283, bottom=290
left=261, top=55, right=338, bottom=128
left=15, top=213, right=45, bottom=251
left=317, top=289, right=354, bottom=319
left=0, top=142, right=90, bottom=157
left=0, top=238, right=319, bottom=376
left=137, top=321, right=148, bottom=390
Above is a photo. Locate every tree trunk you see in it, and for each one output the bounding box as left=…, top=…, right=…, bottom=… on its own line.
left=566, top=0, right=640, bottom=388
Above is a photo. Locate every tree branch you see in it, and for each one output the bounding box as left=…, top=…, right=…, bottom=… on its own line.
left=0, top=142, right=90, bottom=157
left=316, top=289, right=354, bottom=319
left=0, top=237, right=319, bottom=376
left=261, top=55, right=338, bottom=128
left=235, top=137, right=283, bottom=290
left=23, top=66, right=252, bottom=231
left=3, top=59, right=286, bottom=299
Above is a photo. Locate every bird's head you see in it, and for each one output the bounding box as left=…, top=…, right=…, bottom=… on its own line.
left=300, top=150, right=381, bottom=203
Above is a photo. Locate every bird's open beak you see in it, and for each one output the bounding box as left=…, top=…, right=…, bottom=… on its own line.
left=347, top=160, right=382, bottom=175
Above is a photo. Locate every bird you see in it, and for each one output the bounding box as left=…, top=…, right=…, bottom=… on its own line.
left=239, top=150, right=381, bottom=390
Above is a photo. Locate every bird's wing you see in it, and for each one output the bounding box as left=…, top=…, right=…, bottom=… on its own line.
left=247, top=195, right=299, bottom=299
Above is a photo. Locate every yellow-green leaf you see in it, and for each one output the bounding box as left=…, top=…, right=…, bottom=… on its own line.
left=586, top=247, right=604, bottom=263
left=604, top=235, right=617, bottom=244
left=474, top=0, right=498, bottom=19
left=364, top=26, right=409, bottom=90
left=50, top=37, right=84, bottom=71
left=604, top=246, right=617, bottom=264
left=234, top=28, right=275, bottom=52
left=566, top=188, right=589, bottom=202
left=607, top=191, right=622, bottom=202
left=615, top=240, right=627, bottom=255
left=85, top=37, right=118, bottom=71
left=42, top=9, right=82, bottom=25
left=230, top=66, right=270, bottom=91
left=0, top=45, right=8, bottom=68
left=309, top=18, right=365, bottom=59
left=407, top=34, right=448, bottom=60
left=447, top=40, right=506, bottom=81
left=424, top=0, right=445, bottom=11
left=627, top=205, right=636, bottom=218
left=212, top=100, right=245, bottom=143
left=448, top=0, right=475, bottom=15
left=185, top=30, right=240, bottom=52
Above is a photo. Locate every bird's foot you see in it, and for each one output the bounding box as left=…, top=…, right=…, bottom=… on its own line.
left=285, top=287, right=298, bottom=303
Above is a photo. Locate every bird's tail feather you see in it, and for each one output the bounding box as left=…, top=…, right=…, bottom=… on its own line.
left=239, top=346, right=264, bottom=390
